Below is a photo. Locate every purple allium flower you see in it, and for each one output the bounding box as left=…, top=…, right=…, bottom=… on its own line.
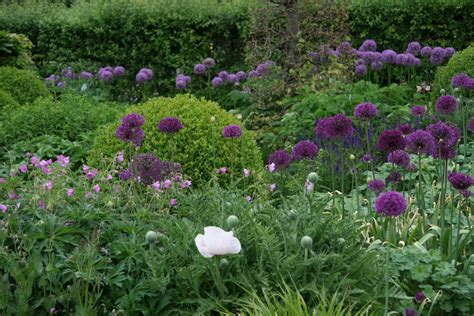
left=193, top=63, right=206, bottom=75
left=81, top=71, right=93, bottom=80
left=406, top=42, right=421, bottom=56
left=113, top=66, right=125, bottom=76
left=368, top=179, right=385, bottom=193
left=119, top=169, right=132, bottom=181
left=222, top=125, right=242, bottom=138
left=429, top=55, right=444, bottom=65
left=158, top=117, right=184, bottom=133
left=405, top=308, right=419, bottom=316
left=176, top=80, right=186, bottom=89
left=420, top=46, right=432, bottom=57
left=354, top=102, right=378, bottom=120
left=461, top=189, right=471, bottom=198
left=388, top=150, right=411, bottom=167
left=386, top=171, right=402, bottom=184
left=56, top=81, right=65, bottom=88
left=406, top=130, right=435, bottom=154
left=410, top=105, right=427, bottom=117
left=115, top=125, right=145, bottom=147
left=371, top=61, right=383, bottom=71
left=355, top=64, right=367, bottom=76
left=398, top=124, right=413, bottom=135
left=227, top=74, right=238, bottom=84
left=122, top=113, right=145, bottom=128
left=218, top=70, right=229, bottom=81
left=98, top=69, right=114, bottom=81
left=444, top=47, right=455, bottom=57
left=62, top=66, right=74, bottom=78
left=435, top=95, right=458, bottom=115
left=211, top=77, right=224, bottom=87
left=336, top=41, right=353, bottom=55
left=255, top=61, right=273, bottom=76
left=203, top=57, right=215, bottom=69
left=136, top=68, right=153, bottom=83
left=268, top=150, right=293, bottom=171
left=448, top=172, right=474, bottom=191
left=375, top=191, right=407, bottom=217
left=309, top=51, right=319, bottom=60
left=359, top=39, right=377, bottom=52
left=468, top=118, right=474, bottom=133
left=236, top=71, right=247, bottom=81
left=315, top=117, right=330, bottom=139
left=325, top=114, right=354, bottom=140
left=415, top=291, right=425, bottom=303
left=377, top=130, right=406, bottom=153
left=451, top=72, right=469, bottom=88
left=381, top=49, right=397, bottom=63
left=463, top=78, right=474, bottom=90
left=45, top=74, right=60, bottom=86
left=362, top=154, right=371, bottom=162
left=426, top=121, right=457, bottom=147
left=129, top=153, right=163, bottom=185
left=248, top=70, right=259, bottom=78
left=355, top=59, right=365, bottom=66
left=293, top=140, right=318, bottom=160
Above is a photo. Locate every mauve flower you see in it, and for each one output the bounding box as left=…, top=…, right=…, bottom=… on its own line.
left=227, top=74, right=238, bottom=84
left=0, top=204, right=7, bottom=213
left=222, top=125, right=242, bottom=138
left=435, top=95, right=458, bottom=115
left=388, top=150, right=411, bottom=167
left=135, top=71, right=148, bottom=83
left=169, top=198, right=177, bottom=206
left=115, top=125, right=144, bottom=147
left=420, top=46, right=432, bottom=57
left=398, top=124, right=413, bottom=135
left=268, top=163, right=275, bottom=173
left=371, top=61, right=383, bottom=71
left=386, top=171, right=402, bottom=184
left=236, top=71, right=247, bottom=81
left=444, top=47, right=455, bottom=57
left=8, top=191, right=18, bottom=200
left=19, top=164, right=27, bottom=173
left=62, top=66, right=74, bottom=78
left=268, top=150, right=292, bottom=171
left=56, top=81, right=66, bottom=88
left=406, top=42, right=421, bottom=55
left=106, top=174, right=113, bottom=180
left=448, top=172, right=474, bottom=191
left=218, top=70, right=229, bottom=81
left=0, top=178, right=6, bottom=183
left=405, top=308, right=418, bottom=316
left=381, top=49, right=397, bottom=63
left=293, top=140, right=318, bottom=160
left=203, top=57, right=215, bottom=68
left=368, top=179, right=385, bottom=193
left=218, top=167, right=227, bottom=174
left=463, top=78, right=474, bottom=90
left=362, top=154, right=371, bottom=162
left=426, top=121, right=457, bottom=147
left=98, top=69, right=114, bottom=81
left=359, top=39, right=377, bottom=52
left=269, top=183, right=276, bottom=192
left=415, top=291, right=425, bottom=303
left=176, top=80, right=186, bottom=89
left=248, top=70, right=259, bottom=78
left=30, top=156, right=39, bottom=166
left=164, top=179, right=172, bottom=188
left=158, top=117, right=184, bottom=133
left=325, top=114, right=354, bottom=139
left=86, top=169, right=98, bottom=181
left=119, top=169, right=132, bottom=181
left=355, top=64, right=367, bottom=76
left=406, top=130, right=435, bottom=154
left=243, top=168, right=250, bottom=177
left=56, top=155, right=70, bottom=167
left=180, top=180, right=192, bottom=189
left=375, top=191, right=407, bottom=217
left=66, top=188, right=74, bottom=197
left=195, top=226, right=241, bottom=258
left=377, top=130, right=406, bottom=153
left=152, top=181, right=160, bottom=191
left=354, top=102, right=378, bottom=120
left=93, top=184, right=100, bottom=193
left=315, top=117, right=330, bottom=139
left=129, top=153, right=163, bottom=185
left=116, top=151, right=124, bottom=164
left=122, top=113, right=145, bottom=128
left=45, top=180, right=53, bottom=191
left=81, top=71, right=93, bottom=80
left=193, top=64, right=206, bottom=75
left=411, top=105, right=427, bottom=117
left=113, top=66, right=125, bottom=76
left=451, top=72, right=469, bottom=88
left=212, top=77, right=223, bottom=87
left=38, top=200, right=45, bottom=209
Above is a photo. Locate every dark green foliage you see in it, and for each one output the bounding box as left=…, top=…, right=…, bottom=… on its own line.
left=350, top=0, right=474, bottom=52
left=0, top=66, right=48, bottom=104
left=434, top=45, right=474, bottom=93
left=0, top=0, right=250, bottom=95
left=89, top=94, right=263, bottom=184
left=0, top=30, right=34, bottom=68
left=0, top=89, right=18, bottom=108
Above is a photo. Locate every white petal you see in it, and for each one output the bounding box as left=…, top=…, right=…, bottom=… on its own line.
left=195, top=234, right=213, bottom=258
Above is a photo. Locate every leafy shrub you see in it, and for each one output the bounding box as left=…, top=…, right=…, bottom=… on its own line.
left=0, top=95, right=125, bottom=165
left=0, top=66, right=48, bottom=104
left=350, top=0, right=474, bottom=52
left=434, top=45, right=474, bottom=93
left=0, top=30, right=34, bottom=68
left=0, top=89, right=18, bottom=108
left=89, top=94, right=263, bottom=184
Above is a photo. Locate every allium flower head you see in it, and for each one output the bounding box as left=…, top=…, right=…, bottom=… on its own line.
left=193, top=64, right=206, bottom=75
left=158, top=117, right=184, bottom=133
left=222, top=125, right=242, bottom=138
left=122, top=113, right=145, bottom=128
left=81, top=71, right=93, bottom=80
left=388, top=150, right=411, bottom=167
left=420, top=46, right=432, bottom=57
left=203, top=58, right=215, bottom=69
left=211, top=77, right=223, bottom=87
left=406, top=42, right=421, bottom=55
left=371, top=61, right=383, bottom=71
left=136, top=68, right=153, bottom=83
left=113, top=66, right=125, bottom=76
left=448, top=172, right=474, bottom=191
left=115, top=125, right=144, bottom=147
left=129, top=153, right=163, bottom=185
left=377, top=130, right=406, bottom=153
left=315, top=117, right=330, bottom=139
left=218, top=70, right=229, bottom=81
left=175, top=80, right=186, bottom=89
left=435, top=95, right=458, bottom=115
left=325, top=114, right=354, bottom=140
left=359, top=39, right=377, bottom=52
left=463, top=78, right=474, bottom=90
left=227, top=74, right=238, bottom=84
left=398, top=124, right=413, bottom=135
left=354, top=102, right=378, bottom=120
left=268, top=150, right=292, bottom=171
left=368, top=179, right=385, bottom=193
left=415, top=292, right=425, bottom=303
left=406, top=130, right=435, bottom=154
left=451, top=72, right=469, bottom=88
left=444, top=47, right=455, bottom=57
left=426, top=121, right=457, bottom=146
left=381, top=49, right=397, bottom=63
left=355, top=64, right=367, bottom=76
left=98, top=69, right=114, bottom=81
left=411, top=105, right=427, bottom=117
left=236, top=71, right=247, bottom=81
left=293, top=140, right=318, bottom=160
left=375, top=191, right=407, bottom=217
left=405, top=308, right=419, bottom=316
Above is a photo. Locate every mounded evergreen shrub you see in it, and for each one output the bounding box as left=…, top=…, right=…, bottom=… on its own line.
left=434, top=45, right=474, bottom=93
left=0, top=89, right=19, bottom=108
left=0, top=66, right=48, bottom=104
left=88, top=94, right=263, bottom=184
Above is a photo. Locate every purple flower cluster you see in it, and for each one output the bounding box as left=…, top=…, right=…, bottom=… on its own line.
left=448, top=172, right=473, bottom=197
left=354, top=102, right=378, bottom=120
left=268, top=150, right=293, bottom=171
left=406, top=130, right=435, bottom=155
left=377, top=130, right=406, bottom=153
left=388, top=150, right=411, bottom=167
left=316, top=114, right=354, bottom=140
left=175, top=74, right=192, bottom=89
left=293, top=140, right=318, bottom=160
left=129, top=153, right=163, bottom=185
left=222, top=125, right=242, bottom=138
left=136, top=68, right=153, bottom=84
left=451, top=72, right=474, bottom=90
left=115, top=113, right=145, bottom=147
left=368, top=179, right=385, bottom=193
left=435, top=95, right=458, bottom=115
left=375, top=191, right=407, bottom=217
left=410, top=105, right=427, bottom=117
left=158, top=117, right=184, bottom=133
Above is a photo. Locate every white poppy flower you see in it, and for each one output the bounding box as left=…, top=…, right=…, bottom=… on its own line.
left=195, top=226, right=241, bottom=258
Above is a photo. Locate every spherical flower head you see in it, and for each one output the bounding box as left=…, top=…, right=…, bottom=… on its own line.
left=429, top=54, right=444, bottom=65
left=158, top=117, right=184, bottom=133
left=56, top=81, right=66, bottom=88
left=377, top=130, right=406, bottom=153
left=444, top=47, right=455, bottom=57
left=236, top=71, right=247, bottom=81
left=222, top=125, right=242, bottom=138
left=176, top=80, right=187, bottom=89
left=368, top=179, right=385, bottom=193
left=140, top=68, right=153, bottom=80
left=293, top=140, right=318, bottom=160
left=415, top=291, right=425, bottom=303
left=355, top=64, right=367, bottom=76
left=227, top=74, right=238, bottom=84
left=468, top=117, right=474, bottom=133
left=300, top=236, right=313, bottom=249
left=325, top=114, right=354, bottom=140
left=115, top=125, right=145, bottom=147
left=203, top=57, right=215, bottom=69
left=336, top=41, right=353, bottom=55
left=359, top=39, right=377, bottom=52
left=432, top=47, right=445, bottom=58
left=410, top=105, right=426, bottom=117
left=451, top=72, right=468, bottom=88
left=268, top=150, right=293, bottom=171
left=98, top=69, right=114, bottom=81
left=354, top=102, right=378, bottom=120
left=448, top=172, right=474, bottom=191
left=145, top=231, right=158, bottom=243
left=211, top=77, right=223, bottom=87
left=193, top=63, right=206, bottom=75
left=398, top=124, right=413, bottom=135
left=218, top=70, right=229, bottom=81
left=426, top=121, right=457, bottom=147
left=405, top=308, right=419, bottom=316
left=420, top=46, right=432, bottom=57
left=406, top=41, right=421, bottom=55
left=129, top=153, right=163, bottom=185
left=113, top=66, right=125, bottom=76
left=81, top=71, right=93, bottom=80
left=463, top=78, right=474, bottom=90
left=436, top=95, right=458, bottom=115
left=315, top=117, right=330, bottom=139
left=370, top=61, right=383, bottom=71
left=122, top=113, right=145, bottom=128
left=362, top=154, right=371, bottom=162
left=406, top=130, right=435, bottom=154
left=381, top=49, right=397, bottom=63
left=375, top=191, right=407, bottom=217
left=135, top=71, right=148, bottom=83
left=248, top=70, right=259, bottom=78
left=388, top=150, right=411, bottom=167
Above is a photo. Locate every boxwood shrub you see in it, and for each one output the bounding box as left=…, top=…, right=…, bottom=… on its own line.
left=0, top=89, right=18, bottom=109
left=0, top=66, right=48, bottom=105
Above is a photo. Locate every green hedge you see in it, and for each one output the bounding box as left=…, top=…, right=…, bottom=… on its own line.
left=0, top=66, right=48, bottom=105
left=0, top=0, right=250, bottom=94
left=434, top=45, right=474, bottom=93
left=0, top=89, right=18, bottom=109
left=350, top=0, right=474, bottom=52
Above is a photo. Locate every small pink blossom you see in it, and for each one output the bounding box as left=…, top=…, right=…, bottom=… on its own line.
left=0, top=178, right=5, bottom=183
left=46, top=159, right=53, bottom=165
left=45, top=180, right=54, bottom=191
left=66, top=188, right=74, bottom=197
left=38, top=200, right=45, bottom=209
left=219, top=167, right=227, bottom=174
left=19, top=164, right=27, bottom=173
left=86, top=169, right=98, bottom=180
left=169, top=198, right=177, bottom=206
left=268, top=163, right=276, bottom=173
left=56, top=155, right=70, bottom=167
left=269, top=183, right=276, bottom=192
left=93, top=184, right=101, bottom=193
left=106, top=174, right=113, bottom=180
left=116, top=151, right=124, bottom=164
left=30, top=156, right=39, bottom=166
left=152, top=181, right=161, bottom=192
left=243, top=168, right=250, bottom=178
left=164, top=179, right=172, bottom=189
left=305, top=180, right=314, bottom=193
left=8, top=191, right=18, bottom=200
left=41, top=166, right=51, bottom=175
left=175, top=175, right=182, bottom=182
left=0, top=204, right=7, bottom=213
left=180, top=180, right=192, bottom=189
left=83, top=165, right=90, bottom=174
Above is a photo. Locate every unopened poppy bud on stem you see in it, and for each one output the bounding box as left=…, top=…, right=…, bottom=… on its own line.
left=307, top=172, right=319, bottom=183
left=219, top=258, right=229, bottom=270
left=145, top=231, right=158, bottom=243
left=227, top=215, right=239, bottom=228
left=300, top=236, right=313, bottom=249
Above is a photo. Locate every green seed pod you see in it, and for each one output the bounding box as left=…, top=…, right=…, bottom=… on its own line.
left=307, top=172, right=319, bottom=183
left=219, top=258, right=229, bottom=270
left=145, top=231, right=158, bottom=243
left=300, top=236, right=313, bottom=249
left=227, top=215, right=239, bottom=228
left=349, top=154, right=355, bottom=160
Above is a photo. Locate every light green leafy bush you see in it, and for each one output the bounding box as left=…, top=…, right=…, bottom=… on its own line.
left=0, top=89, right=18, bottom=108
left=0, top=66, right=48, bottom=104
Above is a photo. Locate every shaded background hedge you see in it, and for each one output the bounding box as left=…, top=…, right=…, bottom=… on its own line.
left=350, top=0, right=474, bottom=52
